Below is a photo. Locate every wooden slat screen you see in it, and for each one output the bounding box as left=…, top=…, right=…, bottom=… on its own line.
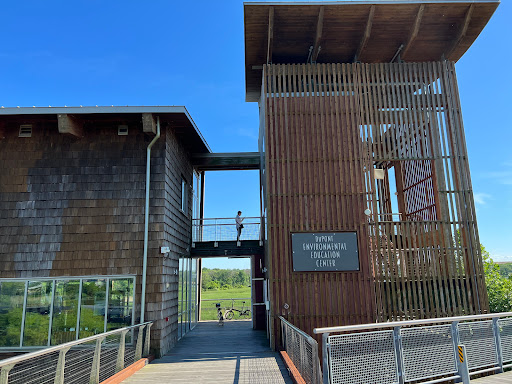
left=262, top=62, right=488, bottom=347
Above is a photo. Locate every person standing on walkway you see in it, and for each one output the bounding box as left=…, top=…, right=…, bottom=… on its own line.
left=236, top=211, right=244, bottom=241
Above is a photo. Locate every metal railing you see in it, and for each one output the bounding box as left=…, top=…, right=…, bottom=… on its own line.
left=0, top=322, right=152, bottom=384
left=192, top=217, right=262, bottom=243
left=280, top=316, right=322, bottom=384
left=313, top=312, right=512, bottom=384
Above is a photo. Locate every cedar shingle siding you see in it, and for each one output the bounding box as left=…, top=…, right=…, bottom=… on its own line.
left=0, top=119, right=194, bottom=356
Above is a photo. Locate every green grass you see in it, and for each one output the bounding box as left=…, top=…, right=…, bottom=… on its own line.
left=200, top=287, right=251, bottom=321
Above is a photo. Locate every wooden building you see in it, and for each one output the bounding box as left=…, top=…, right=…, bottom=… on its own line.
left=0, top=106, right=208, bottom=356
left=244, top=0, right=500, bottom=348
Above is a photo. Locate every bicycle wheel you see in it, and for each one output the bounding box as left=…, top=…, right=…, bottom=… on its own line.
left=241, top=310, right=251, bottom=318
left=224, top=310, right=234, bottom=320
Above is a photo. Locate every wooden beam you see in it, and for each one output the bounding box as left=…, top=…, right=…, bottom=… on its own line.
left=57, top=114, right=83, bottom=138
left=401, top=5, right=425, bottom=59
left=142, top=113, right=156, bottom=135
left=446, top=4, right=474, bottom=60
left=191, top=152, right=260, bottom=171
left=0, top=122, right=5, bottom=140
left=267, top=7, right=274, bottom=65
left=311, top=6, right=325, bottom=63
left=353, top=5, right=375, bottom=63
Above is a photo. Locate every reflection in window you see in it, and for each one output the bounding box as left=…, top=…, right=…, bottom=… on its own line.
left=79, top=279, right=106, bottom=338
left=178, top=258, right=183, bottom=339
left=191, top=260, right=197, bottom=326
left=0, top=281, right=25, bottom=347
left=23, top=281, right=53, bottom=346
left=51, top=280, right=80, bottom=345
left=107, top=279, right=133, bottom=331
left=0, top=276, right=135, bottom=348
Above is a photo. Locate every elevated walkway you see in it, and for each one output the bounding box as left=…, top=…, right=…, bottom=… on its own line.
left=191, top=152, right=260, bottom=171
left=192, top=240, right=263, bottom=258
left=191, top=217, right=264, bottom=258
left=121, top=321, right=291, bottom=384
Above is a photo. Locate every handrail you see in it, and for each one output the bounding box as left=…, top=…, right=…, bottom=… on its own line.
left=194, top=222, right=260, bottom=226
left=279, top=316, right=316, bottom=343
left=0, top=321, right=153, bottom=369
left=192, top=216, right=261, bottom=221
left=280, top=316, right=322, bottom=384
left=201, top=297, right=251, bottom=302
left=313, top=312, right=512, bottom=334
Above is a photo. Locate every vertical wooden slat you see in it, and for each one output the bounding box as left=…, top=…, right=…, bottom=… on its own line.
left=263, top=61, right=486, bottom=351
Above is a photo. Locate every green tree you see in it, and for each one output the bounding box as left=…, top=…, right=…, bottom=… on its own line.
left=482, top=245, right=512, bottom=313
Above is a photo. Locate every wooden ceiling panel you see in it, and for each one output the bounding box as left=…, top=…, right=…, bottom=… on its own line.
left=244, top=1, right=500, bottom=101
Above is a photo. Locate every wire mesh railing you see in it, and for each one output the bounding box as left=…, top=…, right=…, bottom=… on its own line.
left=192, top=217, right=262, bottom=242
left=280, top=316, right=322, bottom=384
left=0, top=322, right=152, bottom=384
left=314, top=312, right=512, bottom=384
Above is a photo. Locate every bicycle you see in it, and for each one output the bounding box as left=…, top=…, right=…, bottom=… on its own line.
left=224, top=301, right=251, bottom=320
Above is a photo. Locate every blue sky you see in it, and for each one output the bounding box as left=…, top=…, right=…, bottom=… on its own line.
left=0, top=1, right=510, bottom=268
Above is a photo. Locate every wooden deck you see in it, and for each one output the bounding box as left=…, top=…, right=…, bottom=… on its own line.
left=472, top=371, right=512, bottom=383
left=121, top=320, right=292, bottom=384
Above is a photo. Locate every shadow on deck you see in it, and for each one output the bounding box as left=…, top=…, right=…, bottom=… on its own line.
left=121, top=321, right=291, bottom=384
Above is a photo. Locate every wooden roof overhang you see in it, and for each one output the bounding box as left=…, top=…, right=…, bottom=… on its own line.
left=0, top=106, right=211, bottom=154
left=244, top=0, right=500, bottom=101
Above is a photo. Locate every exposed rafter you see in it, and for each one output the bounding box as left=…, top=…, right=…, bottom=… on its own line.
left=446, top=4, right=474, bottom=60
left=57, top=114, right=83, bottom=138
left=267, top=7, right=274, bottom=65
left=311, top=7, right=325, bottom=63
left=353, top=6, right=375, bottom=63
left=142, top=113, right=156, bottom=135
left=401, top=4, right=425, bottom=59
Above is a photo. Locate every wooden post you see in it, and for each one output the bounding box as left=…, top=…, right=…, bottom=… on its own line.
left=89, top=337, right=105, bottom=384
left=116, top=330, right=129, bottom=373
left=54, top=347, right=70, bottom=384
left=0, top=364, right=15, bottom=384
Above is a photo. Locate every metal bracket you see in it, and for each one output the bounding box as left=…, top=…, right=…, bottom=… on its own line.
left=54, top=347, right=70, bottom=384
left=116, top=330, right=129, bottom=373
left=0, top=364, right=15, bottom=384
left=89, top=336, right=105, bottom=384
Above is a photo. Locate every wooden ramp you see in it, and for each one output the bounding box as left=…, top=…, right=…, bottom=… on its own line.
left=472, top=371, right=512, bottom=383
left=121, top=320, right=292, bottom=384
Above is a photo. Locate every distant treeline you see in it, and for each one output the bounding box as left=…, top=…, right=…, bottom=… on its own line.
left=497, top=262, right=512, bottom=278
left=201, top=268, right=250, bottom=291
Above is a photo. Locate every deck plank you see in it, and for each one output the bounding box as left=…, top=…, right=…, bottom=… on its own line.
left=121, top=320, right=292, bottom=384
left=472, top=371, right=512, bottom=383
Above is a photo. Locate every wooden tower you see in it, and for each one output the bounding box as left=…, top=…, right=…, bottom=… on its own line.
left=244, top=0, right=499, bottom=348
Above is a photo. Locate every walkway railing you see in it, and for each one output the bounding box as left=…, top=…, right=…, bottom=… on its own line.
left=0, top=322, right=152, bottom=384
left=192, top=217, right=263, bottom=243
left=280, top=316, right=322, bottom=384
left=314, top=312, right=512, bottom=384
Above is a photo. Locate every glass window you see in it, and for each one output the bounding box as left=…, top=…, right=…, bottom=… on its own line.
left=51, top=280, right=80, bottom=345
left=23, top=281, right=53, bottom=346
left=181, top=177, right=188, bottom=213
left=178, top=258, right=183, bottom=339
left=191, top=259, right=197, bottom=326
left=79, top=279, right=107, bottom=338
left=107, top=278, right=133, bottom=331
left=184, top=259, right=190, bottom=328
left=0, top=281, right=25, bottom=347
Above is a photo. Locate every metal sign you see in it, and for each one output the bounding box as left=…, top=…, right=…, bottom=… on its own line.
left=291, top=232, right=359, bottom=272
